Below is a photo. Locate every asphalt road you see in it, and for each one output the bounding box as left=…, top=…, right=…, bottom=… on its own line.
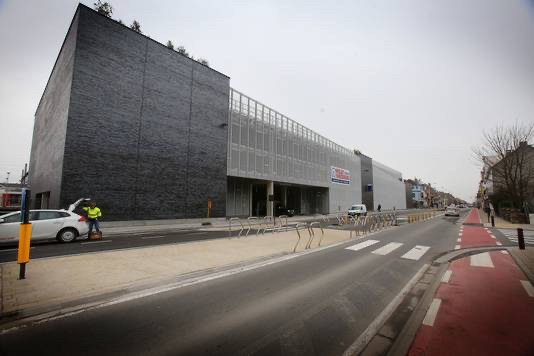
left=0, top=212, right=467, bottom=355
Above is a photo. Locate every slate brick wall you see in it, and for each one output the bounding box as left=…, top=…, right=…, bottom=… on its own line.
left=29, top=12, right=79, bottom=209
left=55, top=5, right=228, bottom=220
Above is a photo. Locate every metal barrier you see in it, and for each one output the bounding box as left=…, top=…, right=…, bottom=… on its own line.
left=228, top=217, right=244, bottom=238
left=306, top=221, right=324, bottom=248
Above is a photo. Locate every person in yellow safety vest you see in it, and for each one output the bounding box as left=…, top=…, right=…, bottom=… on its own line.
left=83, top=201, right=102, bottom=238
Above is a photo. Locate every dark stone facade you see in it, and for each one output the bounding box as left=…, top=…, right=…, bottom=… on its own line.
left=29, top=12, right=79, bottom=210
left=29, top=4, right=229, bottom=220
left=359, top=154, right=374, bottom=210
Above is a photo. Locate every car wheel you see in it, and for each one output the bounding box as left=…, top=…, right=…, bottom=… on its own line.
left=57, top=228, right=78, bottom=243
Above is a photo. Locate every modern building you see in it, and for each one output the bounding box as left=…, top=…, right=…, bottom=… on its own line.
left=29, top=4, right=406, bottom=221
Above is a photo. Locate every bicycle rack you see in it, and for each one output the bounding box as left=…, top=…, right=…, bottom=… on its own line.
left=246, top=217, right=260, bottom=237
left=293, top=223, right=309, bottom=252
left=277, top=215, right=289, bottom=232
left=262, top=216, right=274, bottom=234
left=306, top=221, right=323, bottom=248
left=228, top=217, right=244, bottom=238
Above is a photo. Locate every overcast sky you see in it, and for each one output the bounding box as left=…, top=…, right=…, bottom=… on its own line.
left=1, top=0, right=533, bottom=202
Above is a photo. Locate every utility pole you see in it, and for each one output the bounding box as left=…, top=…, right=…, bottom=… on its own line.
left=20, top=163, right=28, bottom=188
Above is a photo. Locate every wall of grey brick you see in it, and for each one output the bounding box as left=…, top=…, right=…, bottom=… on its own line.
left=29, top=12, right=79, bottom=209
left=57, top=5, right=229, bottom=220
left=359, top=154, right=374, bottom=210
left=372, top=160, right=407, bottom=210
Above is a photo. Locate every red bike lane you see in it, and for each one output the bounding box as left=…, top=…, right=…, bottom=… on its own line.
left=409, top=209, right=534, bottom=355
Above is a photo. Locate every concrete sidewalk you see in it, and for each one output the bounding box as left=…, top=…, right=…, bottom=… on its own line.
left=0, top=227, right=357, bottom=323
left=478, top=209, right=533, bottom=230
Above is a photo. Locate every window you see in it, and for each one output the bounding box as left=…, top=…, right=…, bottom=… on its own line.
left=2, top=213, right=20, bottom=223
left=35, top=211, right=64, bottom=220
left=367, top=184, right=373, bottom=192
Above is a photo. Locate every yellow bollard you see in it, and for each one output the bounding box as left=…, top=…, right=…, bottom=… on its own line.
left=17, top=224, right=32, bottom=264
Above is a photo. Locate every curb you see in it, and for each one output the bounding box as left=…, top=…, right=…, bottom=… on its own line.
left=385, top=263, right=448, bottom=356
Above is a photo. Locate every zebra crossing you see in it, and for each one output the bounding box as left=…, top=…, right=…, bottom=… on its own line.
left=345, top=240, right=430, bottom=261
left=498, top=229, right=534, bottom=246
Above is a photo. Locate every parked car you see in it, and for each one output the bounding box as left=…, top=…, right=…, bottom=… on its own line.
left=348, top=204, right=367, bottom=217
left=444, top=207, right=460, bottom=217
left=0, top=199, right=91, bottom=244
left=276, top=205, right=295, bottom=217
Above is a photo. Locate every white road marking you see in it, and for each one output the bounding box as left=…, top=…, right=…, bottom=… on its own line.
left=490, top=235, right=496, bottom=239
left=496, top=242, right=502, bottom=246
left=401, top=245, right=430, bottom=260
left=501, top=250, right=509, bottom=255
left=457, top=238, right=461, bottom=242
left=0, top=247, right=35, bottom=253
left=141, top=235, right=164, bottom=240
left=458, top=233, right=462, bottom=237
left=470, top=252, right=494, bottom=268
left=422, top=298, right=442, bottom=326
left=454, top=245, right=460, bottom=250
left=520, top=280, right=534, bottom=297
left=441, top=270, right=452, bottom=283
left=372, top=242, right=403, bottom=255
left=345, top=240, right=380, bottom=251
left=80, top=240, right=112, bottom=245
left=342, top=264, right=430, bottom=356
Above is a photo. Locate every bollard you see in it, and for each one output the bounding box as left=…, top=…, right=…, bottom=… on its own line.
left=491, top=216, right=495, bottom=227
left=518, top=228, right=525, bottom=250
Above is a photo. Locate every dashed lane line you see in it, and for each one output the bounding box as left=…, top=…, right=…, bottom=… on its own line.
left=141, top=235, right=165, bottom=240
left=0, top=247, right=36, bottom=253
left=80, top=240, right=112, bottom=245
left=520, top=280, right=534, bottom=297
left=372, top=242, right=403, bottom=255
left=441, top=270, right=452, bottom=283
left=422, top=298, right=442, bottom=326
left=345, top=240, right=380, bottom=252
left=401, top=245, right=430, bottom=261
left=470, top=252, right=494, bottom=268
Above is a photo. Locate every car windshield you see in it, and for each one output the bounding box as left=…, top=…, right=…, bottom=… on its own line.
left=351, top=206, right=362, bottom=210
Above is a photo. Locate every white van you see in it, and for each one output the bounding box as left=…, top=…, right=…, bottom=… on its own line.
left=348, top=204, right=367, bottom=217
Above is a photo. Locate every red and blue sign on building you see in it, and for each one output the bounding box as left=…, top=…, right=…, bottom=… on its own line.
left=331, top=166, right=351, bottom=185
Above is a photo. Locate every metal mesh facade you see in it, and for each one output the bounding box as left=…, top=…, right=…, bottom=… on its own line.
left=227, top=89, right=357, bottom=187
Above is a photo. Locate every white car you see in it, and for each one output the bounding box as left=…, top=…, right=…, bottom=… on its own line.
left=348, top=204, right=367, bottom=217
left=445, top=207, right=460, bottom=217
left=0, top=200, right=91, bottom=244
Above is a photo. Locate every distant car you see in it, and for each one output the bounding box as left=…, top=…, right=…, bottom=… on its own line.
left=445, top=207, right=460, bottom=217
left=0, top=198, right=91, bottom=245
left=348, top=204, right=367, bottom=217
left=276, top=205, right=295, bottom=217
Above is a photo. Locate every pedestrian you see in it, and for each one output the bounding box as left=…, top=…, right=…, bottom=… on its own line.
left=377, top=204, right=381, bottom=212
left=83, top=201, right=102, bottom=238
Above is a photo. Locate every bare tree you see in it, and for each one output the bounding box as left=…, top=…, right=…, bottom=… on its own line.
left=166, top=40, right=174, bottom=50
left=198, top=58, right=209, bottom=66
left=94, top=1, right=113, bottom=17
left=130, top=20, right=142, bottom=33
left=474, top=122, right=534, bottom=210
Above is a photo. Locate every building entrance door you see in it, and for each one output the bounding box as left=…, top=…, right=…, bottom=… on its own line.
left=251, top=184, right=267, bottom=216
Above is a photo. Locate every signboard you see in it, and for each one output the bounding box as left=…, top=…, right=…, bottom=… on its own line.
left=331, top=166, right=351, bottom=185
